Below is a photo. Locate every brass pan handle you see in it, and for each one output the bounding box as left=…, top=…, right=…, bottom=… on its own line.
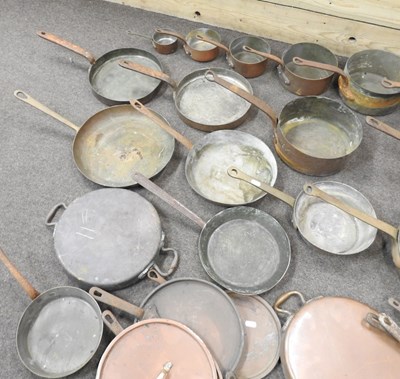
left=204, top=70, right=278, bottom=129
left=366, top=116, right=400, bottom=140
left=274, top=291, right=306, bottom=317
left=243, top=45, right=284, bottom=66
left=14, top=90, right=80, bottom=132
left=130, top=99, right=193, bottom=150
left=195, top=34, right=229, bottom=52
left=227, top=166, right=295, bottom=207
left=37, top=31, right=96, bottom=65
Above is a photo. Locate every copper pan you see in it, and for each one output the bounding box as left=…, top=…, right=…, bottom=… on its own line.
left=207, top=70, right=362, bottom=176
left=292, top=49, right=400, bottom=115
left=274, top=291, right=400, bottom=379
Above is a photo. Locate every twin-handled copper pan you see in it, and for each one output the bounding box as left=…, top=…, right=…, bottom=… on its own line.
left=207, top=70, right=362, bottom=176
left=90, top=282, right=243, bottom=379
left=274, top=291, right=400, bottom=379
left=0, top=247, right=103, bottom=378
left=14, top=91, right=175, bottom=187
left=37, top=31, right=163, bottom=105
left=292, top=49, right=400, bottom=115
left=119, top=60, right=253, bottom=131
left=132, top=172, right=291, bottom=296
left=130, top=100, right=277, bottom=205
left=243, top=42, right=338, bottom=95
left=196, top=34, right=271, bottom=78
left=228, top=167, right=378, bottom=257
left=154, top=28, right=221, bottom=61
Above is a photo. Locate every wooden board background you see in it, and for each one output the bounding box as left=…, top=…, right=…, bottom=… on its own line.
left=104, top=0, right=400, bottom=57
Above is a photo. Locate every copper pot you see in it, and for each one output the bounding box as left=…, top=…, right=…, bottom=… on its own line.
left=244, top=42, right=338, bottom=95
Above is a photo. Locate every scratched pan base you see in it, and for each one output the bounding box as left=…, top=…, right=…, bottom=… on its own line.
left=50, top=188, right=163, bottom=290
left=199, top=207, right=291, bottom=295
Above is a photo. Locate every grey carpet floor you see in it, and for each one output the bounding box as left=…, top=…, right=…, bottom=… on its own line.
left=1, top=0, right=399, bottom=378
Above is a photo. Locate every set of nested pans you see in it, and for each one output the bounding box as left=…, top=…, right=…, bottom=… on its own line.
left=3, top=19, right=400, bottom=379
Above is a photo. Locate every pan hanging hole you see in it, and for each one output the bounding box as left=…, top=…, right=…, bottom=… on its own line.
left=204, top=69, right=215, bottom=82
left=228, top=167, right=238, bottom=177
left=14, top=90, right=28, bottom=100
left=304, top=184, right=313, bottom=194
left=394, top=300, right=399, bottom=306
left=104, top=313, right=113, bottom=323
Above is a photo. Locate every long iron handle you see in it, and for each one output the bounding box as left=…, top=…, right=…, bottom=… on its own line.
left=366, top=117, right=400, bottom=140
left=0, top=247, right=40, bottom=300
left=227, top=166, right=295, bottom=207
left=132, top=172, right=206, bottom=228
left=14, top=90, right=80, bottom=132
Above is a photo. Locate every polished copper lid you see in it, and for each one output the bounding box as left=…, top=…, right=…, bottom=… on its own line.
left=281, top=296, right=400, bottom=379
left=97, top=318, right=218, bottom=378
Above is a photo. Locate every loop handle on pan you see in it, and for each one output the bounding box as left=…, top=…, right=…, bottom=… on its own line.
left=195, top=34, right=229, bottom=53
left=227, top=166, right=295, bottom=207
left=366, top=116, right=400, bottom=140
left=119, top=60, right=177, bottom=89
left=381, top=77, right=400, bottom=88
left=14, top=90, right=80, bottom=132
left=155, top=362, right=173, bottom=379
left=89, top=287, right=145, bottom=319
left=242, top=45, right=284, bottom=66
left=37, top=31, right=97, bottom=65
left=0, top=247, right=40, bottom=300
left=389, top=298, right=400, bottom=313
left=365, top=312, right=400, bottom=343
left=204, top=70, right=278, bottom=129
left=155, top=28, right=187, bottom=44
left=132, top=172, right=206, bottom=228
left=292, top=56, right=347, bottom=78
left=147, top=268, right=167, bottom=284
left=273, top=290, right=306, bottom=317
left=45, top=203, right=67, bottom=227
left=152, top=247, right=179, bottom=277
left=130, top=99, right=193, bottom=150
left=102, top=310, right=124, bottom=336
left=303, top=183, right=400, bottom=268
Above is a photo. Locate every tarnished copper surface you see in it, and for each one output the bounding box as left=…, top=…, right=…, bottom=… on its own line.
left=280, top=296, right=400, bottom=379
left=96, top=318, right=218, bottom=379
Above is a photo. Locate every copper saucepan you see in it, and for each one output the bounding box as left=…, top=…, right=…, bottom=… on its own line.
left=154, top=27, right=221, bottom=62
left=196, top=34, right=271, bottom=78
left=292, top=49, right=400, bottom=115
left=207, top=70, right=362, bottom=176
left=243, top=42, right=338, bottom=95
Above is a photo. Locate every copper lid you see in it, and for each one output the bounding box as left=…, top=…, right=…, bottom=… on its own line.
left=97, top=318, right=218, bottom=378
left=281, top=296, right=400, bottom=379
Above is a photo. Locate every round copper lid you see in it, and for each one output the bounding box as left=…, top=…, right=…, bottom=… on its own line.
left=97, top=318, right=218, bottom=378
left=281, top=296, right=400, bottom=379
left=229, top=293, right=281, bottom=379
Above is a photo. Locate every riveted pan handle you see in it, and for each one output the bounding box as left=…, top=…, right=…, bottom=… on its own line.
left=119, top=60, right=177, bottom=89
left=14, top=90, right=80, bottom=132
left=102, top=310, right=124, bottom=336
left=89, top=287, right=145, bottom=319
left=132, top=172, right=206, bottom=228
left=37, top=31, right=96, bottom=65
left=227, top=166, right=295, bottom=207
left=381, top=77, right=400, bottom=88
left=204, top=70, right=278, bottom=129
left=0, top=247, right=40, bottom=300
left=130, top=100, right=193, bottom=150
left=45, top=203, right=67, bottom=227
left=195, top=34, right=229, bottom=53
left=156, top=362, right=173, bottom=379
left=155, top=28, right=187, bottom=44
left=243, top=46, right=284, bottom=66
left=274, top=291, right=306, bottom=317
left=366, top=117, right=400, bottom=140
left=292, top=57, right=347, bottom=78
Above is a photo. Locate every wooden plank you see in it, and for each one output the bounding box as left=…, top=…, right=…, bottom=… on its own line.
left=259, top=0, right=400, bottom=29
left=104, top=0, right=400, bottom=57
